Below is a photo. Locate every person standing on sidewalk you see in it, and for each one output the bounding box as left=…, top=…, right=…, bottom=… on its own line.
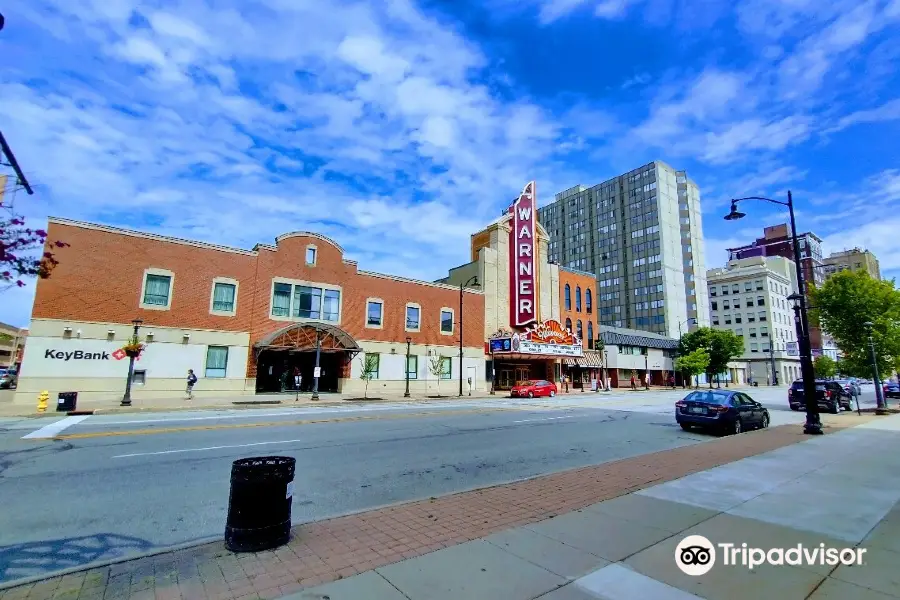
left=186, top=369, right=198, bottom=400
left=644, top=372, right=650, bottom=389
left=630, top=374, right=637, bottom=390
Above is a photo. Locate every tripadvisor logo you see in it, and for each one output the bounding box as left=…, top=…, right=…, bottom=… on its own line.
left=674, top=535, right=867, bottom=576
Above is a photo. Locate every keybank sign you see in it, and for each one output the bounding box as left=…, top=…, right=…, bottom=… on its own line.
left=44, top=349, right=118, bottom=361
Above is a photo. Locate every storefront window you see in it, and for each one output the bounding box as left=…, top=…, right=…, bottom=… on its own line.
left=205, top=346, right=228, bottom=378
left=440, top=356, right=452, bottom=379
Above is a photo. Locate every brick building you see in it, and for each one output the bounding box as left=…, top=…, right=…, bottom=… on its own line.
left=14, top=218, right=485, bottom=407
left=557, top=267, right=603, bottom=389
left=440, top=182, right=584, bottom=391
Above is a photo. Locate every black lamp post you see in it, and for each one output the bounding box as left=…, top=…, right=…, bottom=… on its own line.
left=121, top=318, right=143, bottom=406
left=766, top=342, right=779, bottom=386
left=864, top=321, right=886, bottom=411
left=404, top=337, right=412, bottom=398
left=726, top=192, right=821, bottom=434
left=311, top=328, right=321, bottom=401
left=459, top=275, right=478, bottom=397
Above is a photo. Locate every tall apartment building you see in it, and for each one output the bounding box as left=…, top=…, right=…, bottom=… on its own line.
left=707, top=257, right=802, bottom=385
left=727, top=224, right=837, bottom=357
left=537, top=161, right=709, bottom=339
left=823, top=248, right=881, bottom=280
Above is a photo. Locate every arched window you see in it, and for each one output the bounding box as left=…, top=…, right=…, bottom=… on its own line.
left=576, top=320, right=583, bottom=341
left=564, top=284, right=571, bottom=311
left=565, top=317, right=572, bottom=332
left=575, top=286, right=582, bottom=312
left=587, top=322, right=593, bottom=349
left=585, top=289, right=592, bottom=314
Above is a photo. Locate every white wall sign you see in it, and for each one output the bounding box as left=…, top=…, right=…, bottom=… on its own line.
left=313, top=366, right=321, bottom=378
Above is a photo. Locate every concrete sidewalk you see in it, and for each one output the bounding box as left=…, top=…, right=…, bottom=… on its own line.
left=289, top=415, right=900, bottom=600
left=0, top=416, right=867, bottom=600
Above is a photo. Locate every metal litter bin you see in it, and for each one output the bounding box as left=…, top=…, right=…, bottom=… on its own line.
left=57, top=392, right=77, bottom=412
left=224, top=456, right=295, bottom=552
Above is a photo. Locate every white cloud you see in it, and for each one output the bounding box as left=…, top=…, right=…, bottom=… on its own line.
left=826, top=97, right=900, bottom=132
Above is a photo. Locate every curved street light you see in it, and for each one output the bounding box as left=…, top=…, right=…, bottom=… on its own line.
left=726, top=192, right=822, bottom=435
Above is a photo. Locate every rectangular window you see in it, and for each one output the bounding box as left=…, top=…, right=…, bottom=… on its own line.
left=212, top=282, right=236, bottom=312
left=732, top=284, right=739, bottom=293
left=294, top=286, right=321, bottom=319
left=755, top=280, right=763, bottom=290
left=406, top=305, right=421, bottom=330
left=712, top=317, right=720, bottom=325
left=757, top=296, right=765, bottom=306
left=205, top=346, right=228, bottom=378
left=724, top=314, right=731, bottom=325
left=735, top=328, right=743, bottom=336
left=440, top=356, right=452, bottom=380
left=722, top=286, right=729, bottom=295
left=323, top=290, right=340, bottom=321
left=749, top=327, right=757, bottom=337
left=306, top=247, right=317, bottom=265
left=143, top=274, right=171, bottom=306
left=761, top=327, right=769, bottom=337
left=746, top=299, right=754, bottom=308
left=748, top=314, right=756, bottom=322
left=368, top=353, right=380, bottom=379
left=367, top=301, right=383, bottom=326
left=751, top=343, right=759, bottom=352
left=272, top=283, right=292, bottom=317
left=710, top=287, right=717, bottom=297
left=744, top=282, right=753, bottom=292
left=759, top=311, right=767, bottom=321
left=407, top=355, right=418, bottom=380
left=735, top=314, right=742, bottom=323
left=722, top=300, right=730, bottom=309
left=441, top=309, right=453, bottom=333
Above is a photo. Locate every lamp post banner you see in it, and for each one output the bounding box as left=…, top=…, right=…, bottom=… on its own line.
left=509, top=181, right=537, bottom=328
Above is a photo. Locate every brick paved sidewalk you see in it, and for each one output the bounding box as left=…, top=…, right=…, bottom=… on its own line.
left=0, top=422, right=860, bottom=600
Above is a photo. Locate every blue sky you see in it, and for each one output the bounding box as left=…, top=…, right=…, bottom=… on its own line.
left=1, top=0, right=899, bottom=327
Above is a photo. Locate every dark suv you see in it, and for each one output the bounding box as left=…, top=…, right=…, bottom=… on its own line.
left=788, top=379, right=850, bottom=413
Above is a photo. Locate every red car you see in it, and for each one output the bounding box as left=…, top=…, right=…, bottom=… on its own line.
left=510, top=380, right=558, bottom=398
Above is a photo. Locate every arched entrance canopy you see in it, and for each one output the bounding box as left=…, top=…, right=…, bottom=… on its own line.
left=254, top=322, right=362, bottom=355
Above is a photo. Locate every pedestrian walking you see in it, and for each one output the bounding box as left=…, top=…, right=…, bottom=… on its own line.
left=293, top=366, right=302, bottom=391
left=630, top=374, right=637, bottom=390
left=186, top=369, right=198, bottom=400
left=668, top=374, right=676, bottom=389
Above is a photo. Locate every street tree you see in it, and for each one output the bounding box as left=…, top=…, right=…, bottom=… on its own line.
left=429, top=355, right=445, bottom=396
left=675, top=349, right=709, bottom=389
left=359, top=353, right=378, bottom=399
left=814, top=355, right=836, bottom=379
left=1, top=176, right=69, bottom=290
left=810, top=271, right=900, bottom=381
left=678, top=327, right=745, bottom=387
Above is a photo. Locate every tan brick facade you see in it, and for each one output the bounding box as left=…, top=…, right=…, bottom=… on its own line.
left=33, top=219, right=485, bottom=382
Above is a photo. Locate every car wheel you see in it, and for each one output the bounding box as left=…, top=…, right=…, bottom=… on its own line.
left=550, top=390, right=556, bottom=397
left=528, top=391, right=534, bottom=398
left=761, top=413, right=769, bottom=429
left=680, top=423, right=691, bottom=431
left=733, top=419, right=742, bottom=435
left=830, top=402, right=839, bottom=414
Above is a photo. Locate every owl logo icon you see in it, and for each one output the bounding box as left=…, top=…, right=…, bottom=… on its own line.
left=675, top=535, right=715, bottom=576
left=511, top=334, right=520, bottom=352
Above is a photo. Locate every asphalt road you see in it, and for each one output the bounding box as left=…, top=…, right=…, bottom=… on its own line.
left=0, top=386, right=880, bottom=583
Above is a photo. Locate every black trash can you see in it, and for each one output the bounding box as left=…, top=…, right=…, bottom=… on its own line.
left=224, top=456, right=295, bottom=552
left=57, top=392, right=77, bottom=412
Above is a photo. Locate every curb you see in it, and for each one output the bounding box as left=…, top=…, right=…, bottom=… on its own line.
left=0, top=536, right=223, bottom=592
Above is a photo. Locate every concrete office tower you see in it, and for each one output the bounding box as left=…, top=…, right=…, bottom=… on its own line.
left=707, top=256, right=802, bottom=386
left=537, top=161, right=709, bottom=339
left=823, top=248, right=881, bottom=280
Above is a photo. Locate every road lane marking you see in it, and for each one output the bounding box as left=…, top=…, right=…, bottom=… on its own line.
left=513, top=415, right=578, bottom=423
left=112, top=438, right=311, bottom=458
left=22, top=415, right=90, bottom=439
left=49, top=407, right=532, bottom=440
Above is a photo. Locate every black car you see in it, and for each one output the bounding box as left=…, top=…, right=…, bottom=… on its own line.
left=675, top=390, right=770, bottom=435
left=788, top=379, right=850, bottom=413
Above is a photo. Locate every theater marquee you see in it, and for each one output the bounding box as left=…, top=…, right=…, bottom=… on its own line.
left=509, top=181, right=537, bottom=328
left=489, top=320, right=583, bottom=358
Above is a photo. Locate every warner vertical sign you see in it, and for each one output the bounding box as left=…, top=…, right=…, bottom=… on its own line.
left=509, top=181, right=538, bottom=328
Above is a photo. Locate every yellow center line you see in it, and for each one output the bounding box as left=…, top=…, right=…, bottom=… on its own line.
left=51, top=406, right=537, bottom=440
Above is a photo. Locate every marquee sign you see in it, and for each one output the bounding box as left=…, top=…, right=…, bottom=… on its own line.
left=509, top=181, right=537, bottom=328
left=489, top=319, right=583, bottom=358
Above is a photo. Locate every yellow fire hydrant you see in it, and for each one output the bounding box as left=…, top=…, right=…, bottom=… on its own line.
left=37, top=391, right=49, bottom=413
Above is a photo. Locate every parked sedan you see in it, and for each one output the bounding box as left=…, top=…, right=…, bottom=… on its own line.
left=884, top=381, right=900, bottom=399
left=510, top=380, right=558, bottom=398
left=675, top=390, right=770, bottom=435
left=0, top=369, right=17, bottom=389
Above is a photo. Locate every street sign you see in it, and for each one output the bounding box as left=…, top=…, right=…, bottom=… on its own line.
left=786, top=342, right=799, bottom=356
left=313, top=367, right=321, bottom=378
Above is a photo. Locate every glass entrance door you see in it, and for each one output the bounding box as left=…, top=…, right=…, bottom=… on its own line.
left=499, top=369, right=514, bottom=390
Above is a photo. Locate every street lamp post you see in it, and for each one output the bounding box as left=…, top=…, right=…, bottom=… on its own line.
left=311, top=329, right=321, bottom=401
left=726, top=192, right=822, bottom=435
left=864, top=321, right=886, bottom=411
left=404, top=337, right=412, bottom=398
left=459, top=276, right=478, bottom=397
left=121, top=318, right=143, bottom=407
left=767, top=343, right=779, bottom=386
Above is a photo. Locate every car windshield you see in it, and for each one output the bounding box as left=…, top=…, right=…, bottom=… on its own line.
left=684, top=391, right=731, bottom=405
left=519, top=381, right=535, bottom=386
